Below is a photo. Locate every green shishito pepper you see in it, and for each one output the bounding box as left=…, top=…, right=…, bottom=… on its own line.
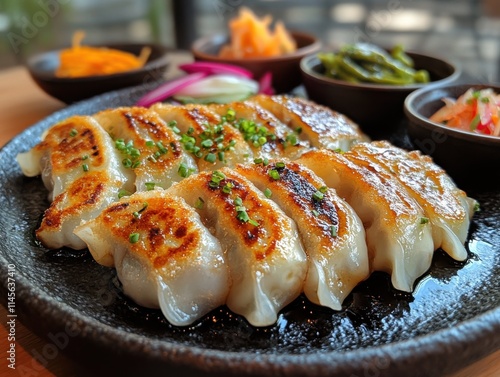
left=318, top=43, right=430, bottom=85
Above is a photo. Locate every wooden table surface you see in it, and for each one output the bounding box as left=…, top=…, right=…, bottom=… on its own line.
left=0, top=65, right=499, bottom=377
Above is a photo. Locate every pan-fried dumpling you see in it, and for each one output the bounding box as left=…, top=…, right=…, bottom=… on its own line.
left=208, top=101, right=311, bottom=160
left=349, top=141, right=477, bottom=261
left=249, top=94, right=369, bottom=151
left=236, top=160, right=369, bottom=310
left=93, top=107, right=197, bottom=191
left=37, top=172, right=126, bottom=250
left=167, top=168, right=307, bottom=326
left=16, top=116, right=130, bottom=249
left=150, top=103, right=253, bottom=170
left=298, top=149, right=434, bottom=292
left=16, top=115, right=132, bottom=200
left=74, top=190, right=230, bottom=326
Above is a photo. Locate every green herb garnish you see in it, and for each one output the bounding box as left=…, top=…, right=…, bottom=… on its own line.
left=312, top=190, right=324, bottom=202
left=178, top=162, right=194, bottom=178
left=269, top=169, right=280, bottom=180
left=129, top=233, right=140, bottom=243
left=118, top=189, right=131, bottom=199
left=195, top=197, right=205, bottom=209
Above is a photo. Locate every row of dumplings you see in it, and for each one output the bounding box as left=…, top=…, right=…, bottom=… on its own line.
left=17, top=95, right=367, bottom=249
left=16, top=96, right=477, bottom=327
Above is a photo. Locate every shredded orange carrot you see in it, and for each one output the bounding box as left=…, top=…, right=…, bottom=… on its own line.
left=56, top=31, right=151, bottom=78
left=219, top=7, right=297, bottom=59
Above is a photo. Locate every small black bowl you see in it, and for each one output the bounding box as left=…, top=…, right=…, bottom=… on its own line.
left=300, top=51, right=460, bottom=138
left=404, top=83, right=500, bottom=187
left=27, top=43, right=170, bottom=103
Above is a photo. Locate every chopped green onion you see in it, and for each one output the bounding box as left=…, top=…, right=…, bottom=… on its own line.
left=330, top=225, right=337, bottom=237
left=218, top=151, right=225, bottom=162
left=312, top=190, right=324, bottom=202
left=133, top=203, right=149, bottom=219
left=129, top=148, right=140, bottom=158
left=129, top=233, right=140, bottom=244
left=295, top=127, right=302, bottom=134
left=254, top=158, right=263, bottom=164
left=234, top=197, right=243, bottom=206
left=201, top=139, right=214, bottom=148
left=264, top=188, right=272, bottom=198
left=222, top=182, right=234, bottom=194
left=156, top=141, right=168, bottom=154
left=69, top=129, right=78, bottom=137
left=195, top=197, right=205, bottom=209
left=178, top=163, right=193, bottom=178
left=480, top=97, right=490, bottom=103
left=205, top=153, right=216, bottom=163
left=145, top=182, right=156, bottom=191
left=118, top=189, right=131, bottom=199
left=82, top=164, right=89, bottom=172
left=167, top=121, right=180, bottom=134
left=285, top=133, right=299, bottom=146
left=319, top=186, right=328, bottom=194
left=145, top=140, right=155, bottom=147
left=312, top=210, right=319, bottom=217
left=122, top=158, right=132, bottom=168
left=226, top=109, right=236, bottom=121
left=474, top=202, right=480, bottom=212
left=211, top=170, right=226, bottom=184
left=269, top=169, right=280, bottom=180
left=275, top=161, right=285, bottom=169
left=420, top=217, right=429, bottom=224
left=248, top=219, right=259, bottom=227
left=82, top=155, right=89, bottom=160
left=132, top=160, right=141, bottom=169
left=115, top=139, right=125, bottom=150
left=236, top=209, right=250, bottom=222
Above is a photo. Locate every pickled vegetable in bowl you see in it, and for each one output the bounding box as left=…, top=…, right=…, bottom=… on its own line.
left=218, top=7, right=297, bottom=59
left=429, top=88, right=500, bottom=136
left=318, top=43, right=430, bottom=85
left=56, top=31, right=151, bottom=78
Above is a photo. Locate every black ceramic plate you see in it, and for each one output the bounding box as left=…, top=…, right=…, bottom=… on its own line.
left=0, top=85, right=499, bottom=377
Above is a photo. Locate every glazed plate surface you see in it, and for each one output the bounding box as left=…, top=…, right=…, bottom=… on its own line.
left=0, top=85, right=499, bottom=377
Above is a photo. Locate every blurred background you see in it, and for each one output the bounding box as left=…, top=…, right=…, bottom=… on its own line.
left=0, top=0, right=499, bottom=82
